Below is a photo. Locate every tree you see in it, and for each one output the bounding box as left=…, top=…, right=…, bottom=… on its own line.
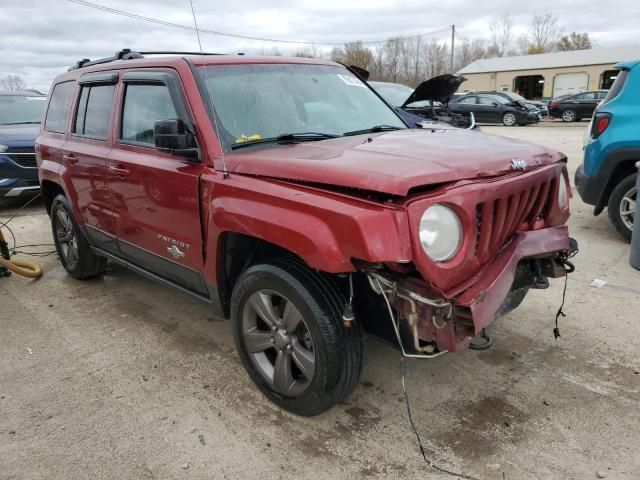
left=293, top=43, right=323, bottom=58
left=341, top=42, right=374, bottom=70
left=454, top=38, right=489, bottom=72
left=0, top=74, right=26, bottom=91
left=490, top=13, right=513, bottom=57
left=423, top=39, right=448, bottom=79
left=528, top=13, right=561, bottom=54
left=557, top=32, right=592, bottom=51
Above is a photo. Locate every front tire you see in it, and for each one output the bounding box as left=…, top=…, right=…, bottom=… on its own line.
left=607, top=173, right=637, bottom=242
left=502, top=112, right=517, bottom=126
left=561, top=109, right=577, bottom=122
left=231, top=258, right=363, bottom=416
left=51, top=195, right=106, bottom=279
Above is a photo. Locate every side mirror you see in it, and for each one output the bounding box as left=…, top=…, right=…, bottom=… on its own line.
left=492, top=102, right=499, bottom=106
left=153, top=119, right=198, bottom=159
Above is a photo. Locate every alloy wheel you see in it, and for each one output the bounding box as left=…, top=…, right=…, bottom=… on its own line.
left=562, top=110, right=576, bottom=122
left=55, top=209, right=79, bottom=269
left=620, top=186, right=637, bottom=231
left=241, top=290, right=316, bottom=396
left=503, top=113, right=516, bottom=126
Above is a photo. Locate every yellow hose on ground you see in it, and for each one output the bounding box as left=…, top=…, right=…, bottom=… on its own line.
left=0, top=257, right=43, bottom=278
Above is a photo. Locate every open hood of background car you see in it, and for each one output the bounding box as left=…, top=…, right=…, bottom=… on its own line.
left=402, top=74, right=467, bottom=107
left=225, top=128, right=565, bottom=197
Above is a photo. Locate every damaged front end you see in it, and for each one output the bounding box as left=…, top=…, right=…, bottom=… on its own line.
left=353, top=163, right=578, bottom=357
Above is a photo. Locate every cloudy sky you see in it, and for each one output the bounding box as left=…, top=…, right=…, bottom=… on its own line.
left=2, top=0, right=639, bottom=90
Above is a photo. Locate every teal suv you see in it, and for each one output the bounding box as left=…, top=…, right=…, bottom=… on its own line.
left=576, top=60, right=639, bottom=241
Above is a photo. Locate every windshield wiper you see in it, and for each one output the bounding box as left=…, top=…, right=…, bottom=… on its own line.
left=1, top=121, right=41, bottom=125
left=343, top=125, right=403, bottom=136
left=231, top=132, right=340, bottom=150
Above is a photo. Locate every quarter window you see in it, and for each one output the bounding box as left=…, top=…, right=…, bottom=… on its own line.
left=121, top=84, right=178, bottom=145
left=74, top=84, right=115, bottom=139
left=44, top=82, right=76, bottom=133
left=459, top=96, right=477, bottom=104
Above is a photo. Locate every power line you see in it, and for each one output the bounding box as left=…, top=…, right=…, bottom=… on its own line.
left=66, top=0, right=450, bottom=46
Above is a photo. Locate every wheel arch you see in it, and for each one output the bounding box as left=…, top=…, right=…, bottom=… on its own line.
left=596, top=150, right=640, bottom=211
left=40, top=180, right=66, bottom=215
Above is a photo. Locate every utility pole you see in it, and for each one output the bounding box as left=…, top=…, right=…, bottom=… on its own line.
left=450, top=24, right=455, bottom=72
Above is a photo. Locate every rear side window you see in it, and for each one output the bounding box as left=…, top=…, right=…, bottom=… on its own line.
left=601, top=70, right=628, bottom=106
left=121, top=84, right=178, bottom=145
left=74, top=84, right=115, bottom=139
left=45, top=82, right=76, bottom=133
left=459, top=96, right=476, bottom=104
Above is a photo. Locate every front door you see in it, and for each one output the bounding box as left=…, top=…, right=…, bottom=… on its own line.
left=475, top=95, right=501, bottom=123
left=107, top=70, right=207, bottom=295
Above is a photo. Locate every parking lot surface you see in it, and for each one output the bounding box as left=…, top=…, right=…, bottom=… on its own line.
left=1, top=123, right=639, bottom=480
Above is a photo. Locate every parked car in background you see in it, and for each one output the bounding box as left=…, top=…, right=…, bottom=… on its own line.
left=549, top=90, right=608, bottom=122
left=449, top=93, right=540, bottom=126
left=37, top=50, right=575, bottom=416
left=370, top=75, right=475, bottom=129
left=476, top=91, right=549, bottom=117
left=575, top=61, right=639, bottom=241
left=0, top=90, right=47, bottom=197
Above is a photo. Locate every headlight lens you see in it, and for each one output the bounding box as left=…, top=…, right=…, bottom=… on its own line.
left=419, top=204, right=463, bottom=262
left=558, top=174, right=568, bottom=208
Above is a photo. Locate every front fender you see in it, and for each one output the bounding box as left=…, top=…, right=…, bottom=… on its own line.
left=202, top=173, right=413, bottom=283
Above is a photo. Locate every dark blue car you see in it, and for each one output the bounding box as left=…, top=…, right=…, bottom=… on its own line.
left=0, top=90, right=47, bottom=198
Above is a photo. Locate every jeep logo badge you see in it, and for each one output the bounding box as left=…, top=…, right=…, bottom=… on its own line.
left=511, top=159, right=528, bottom=170
left=167, top=245, right=185, bottom=259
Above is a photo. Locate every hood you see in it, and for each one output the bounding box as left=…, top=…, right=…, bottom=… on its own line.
left=402, top=74, right=467, bottom=107
left=226, top=128, right=564, bottom=197
left=0, top=123, right=40, bottom=146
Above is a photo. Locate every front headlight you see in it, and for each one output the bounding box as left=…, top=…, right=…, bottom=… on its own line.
left=419, top=204, right=463, bottom=262
left=558, top=174, right=568, bottom=208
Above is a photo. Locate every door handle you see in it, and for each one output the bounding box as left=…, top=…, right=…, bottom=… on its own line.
left=107, top=165, right=130, bottom=178
left=63, top=154, right=79, bottom=165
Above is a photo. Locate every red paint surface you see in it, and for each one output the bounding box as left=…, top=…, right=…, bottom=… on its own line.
left=37, top=55, right=573, bottom=348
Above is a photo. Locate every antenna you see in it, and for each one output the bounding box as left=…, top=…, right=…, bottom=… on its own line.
left=187, top=0, right=229, bottom=179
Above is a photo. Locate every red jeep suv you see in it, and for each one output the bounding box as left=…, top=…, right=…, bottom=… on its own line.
left=36, top=50, right=575, bottom=416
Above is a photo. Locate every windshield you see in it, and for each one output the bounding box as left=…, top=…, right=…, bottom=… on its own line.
left=370, top=82, right=413, bottom=107
left=199, top=64, right=406, bottom=150
left=503, top=92, right=526, bottom=101
left=0, top=94, right=47, bottom=125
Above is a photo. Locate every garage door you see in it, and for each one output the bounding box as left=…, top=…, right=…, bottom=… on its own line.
left=553, top=72, right=589, bottom=97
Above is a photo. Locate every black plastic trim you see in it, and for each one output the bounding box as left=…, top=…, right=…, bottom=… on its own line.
left=78, top=72, right=119, bottom=84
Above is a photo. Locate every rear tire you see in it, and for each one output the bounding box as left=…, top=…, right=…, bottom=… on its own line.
left=607, top=173, right=637, bottom=242
left=561, top=109, right=577, bottom=122
left=502, top=112, right=517, bottom=126
left=231, top=258, right=363, bottom=416
left=51, top=194, right=106, bottom=279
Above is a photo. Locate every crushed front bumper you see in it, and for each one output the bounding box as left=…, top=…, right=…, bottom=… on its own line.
left=377, top=226, right=572, bottom=354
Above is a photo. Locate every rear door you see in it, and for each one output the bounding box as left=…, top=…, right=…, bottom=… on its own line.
left=64, top=72, right=118, bottom=250
left=450, top=95, right=478, bottom=118
left=573, top=92, right=597, bottom=117
left=107, top=69, right=207, bottom=295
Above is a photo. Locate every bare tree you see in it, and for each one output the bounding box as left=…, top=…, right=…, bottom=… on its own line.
left=293, top=43, right=323, bottom=58
left=454, top=38, right=489, bottom=72
left=528, top=13, right=561, bottom=54
left=490, top=13, right=513, bottom=57
left=341, top=42, right=374, bottom=69
left=423, top=39, right=448, bottom=78
left=383, top=37, right=404, bottom=82
left=557, top=32, right=592, bottom=51
left=0, top=74, right=26, bottom=91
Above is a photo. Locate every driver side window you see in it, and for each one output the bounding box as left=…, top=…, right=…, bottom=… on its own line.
left=121, top=83, right=178, bottom=145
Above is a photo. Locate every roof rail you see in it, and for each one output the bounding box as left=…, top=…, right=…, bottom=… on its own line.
left=68, top=49, right=226, bottom=70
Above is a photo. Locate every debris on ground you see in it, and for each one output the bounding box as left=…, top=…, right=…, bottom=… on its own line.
left=181, top=463, right=189, bottom=470
left=596, top=471, right=608, bottom=478
left=590, top=278, right=608, bottom=288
